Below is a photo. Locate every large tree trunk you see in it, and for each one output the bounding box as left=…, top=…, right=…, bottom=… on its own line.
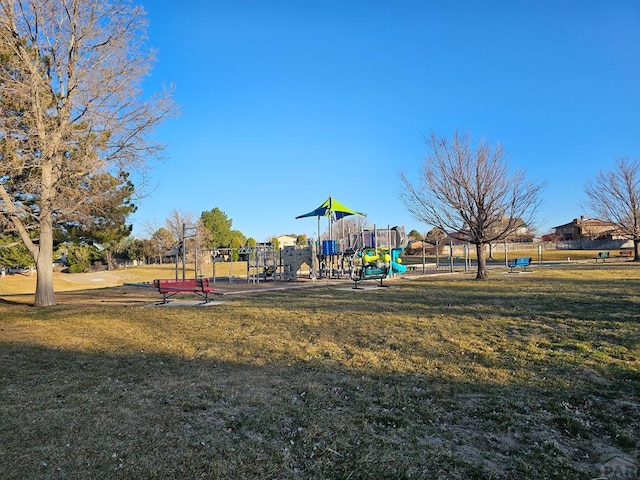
left=476, top=243, right=488, bottom=280
left=34, top=216, right=56, bottom=307
left=1, top=1, right=174, bottom=307
left=634, top=238, right=639, bottom=262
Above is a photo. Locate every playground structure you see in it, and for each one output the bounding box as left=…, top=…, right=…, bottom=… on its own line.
left=254, top=225, right=410, bottom=284
left=307, top=225, right=409, bottom=286
left=167, top=212, right=410, bottom=286
left=348, top=245, right=407, bottom=288
left=343, top=226, right=408, bottom=288
left=281, top=243, right=318, bottom=281
left=204, top=225, right=409, bottom=286
left=205, top=243, right=316, bottom=284
left=292, top=197, right=409, bottom=285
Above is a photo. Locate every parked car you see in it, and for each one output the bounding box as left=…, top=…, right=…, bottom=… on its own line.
left=6, top=266, right=30, bottom=274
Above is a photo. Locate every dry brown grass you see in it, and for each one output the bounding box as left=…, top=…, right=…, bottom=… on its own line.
left=0, top=263, right=638, bottom=479
left=404, top=248, right=635, bottom=264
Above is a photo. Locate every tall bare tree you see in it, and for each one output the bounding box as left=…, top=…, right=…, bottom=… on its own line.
left=0, top=0, right=174, bottom=305
left=165, top=209, right=199, bottom=263
left=399, top=131, right=544, bottom=279
left=336, top=215, right=370, bottom=235
left=165, top=209, right=197, bottom=243
left=585, top=158, right=640, bottom=261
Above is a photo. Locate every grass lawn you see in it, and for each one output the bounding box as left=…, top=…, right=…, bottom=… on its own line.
left=0, top=264, right=638, bottom=479
left=403, top=247, right=633, bottom=265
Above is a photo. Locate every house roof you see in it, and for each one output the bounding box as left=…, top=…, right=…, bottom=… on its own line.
left=553, top=217, right=616, bottom=229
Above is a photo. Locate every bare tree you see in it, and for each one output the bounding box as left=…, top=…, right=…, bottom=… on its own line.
left=424, top=226, right=446, bottom=246
left=165, top=209, right=200, bottom=263
left=0, top=0, right=174, bottom=306
left=399, top=131, right=544, bottom=279
left=165, top=209, right=197, bottom=242
left=585, top=158, right=640, bottom=261
left=333, top=215, right=370, bottom=242
left=141, top=218, right=163, bottom=240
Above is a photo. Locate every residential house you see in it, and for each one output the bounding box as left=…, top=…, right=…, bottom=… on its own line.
left=450, top=217, right=533, bottom=243
left=275, top=234, right=298, bottom=248
left=553, top=216, right=618, bottom=241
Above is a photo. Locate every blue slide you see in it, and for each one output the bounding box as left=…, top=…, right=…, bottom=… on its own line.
left=391, top=248, right=407, bottom=273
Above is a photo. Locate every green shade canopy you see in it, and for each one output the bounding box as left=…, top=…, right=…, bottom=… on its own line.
left=295, top=196, right=364, bottom=221
left=296, top=196, right=365, bottom=243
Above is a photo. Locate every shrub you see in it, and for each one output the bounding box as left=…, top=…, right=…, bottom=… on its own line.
left=66, top=244, right=100, bottom=273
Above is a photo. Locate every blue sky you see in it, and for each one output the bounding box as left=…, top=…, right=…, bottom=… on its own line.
left=133, top=1, right=640, bottom=241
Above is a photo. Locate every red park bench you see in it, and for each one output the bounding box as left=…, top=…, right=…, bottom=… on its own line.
left=616, top=250, right=633, bottom=259
left=153, top=278, right=215, bottom=304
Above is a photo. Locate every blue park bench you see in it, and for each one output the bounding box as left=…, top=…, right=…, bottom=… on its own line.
left=508, top=257, right=532, bottom=273
left=594, top=252, right=609, bottom=263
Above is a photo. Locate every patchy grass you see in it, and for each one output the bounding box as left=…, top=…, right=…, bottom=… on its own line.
left=0, top=265, right=638, bottom=479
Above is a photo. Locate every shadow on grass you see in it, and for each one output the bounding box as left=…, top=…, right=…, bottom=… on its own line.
left=0, top=284, right=159, bottom=310
left=1, top=342, right=637, bottom=480
left=0, top=297, right=31, bottom=306
left=253, top=274, right=640, bottom=325
left=1, top=269, right=638, bottom=478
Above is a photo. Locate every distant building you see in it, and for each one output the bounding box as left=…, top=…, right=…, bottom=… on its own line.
left=448, top=217, right=533, bottom=244
left=275, top=234, right=298, bottom=248
left=553, top=216, right=618, bottom=241
left=501, top=219, right=533, bottom=242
